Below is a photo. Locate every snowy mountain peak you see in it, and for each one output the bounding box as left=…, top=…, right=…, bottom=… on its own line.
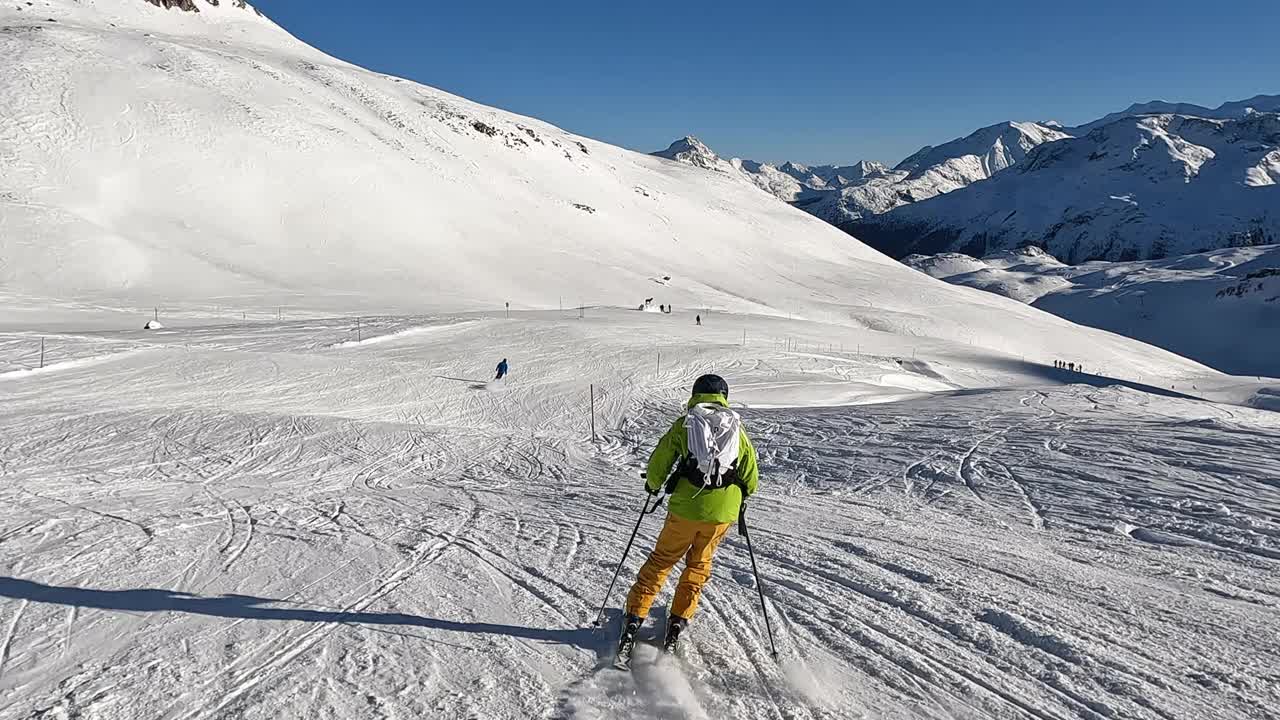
left=849, top=160, right=890, bottom=178
left=894, top=121, right=1071, bottom=177
left=853, top=109, right=1280, bottom=263
left=20, top=0, right=291, bottom=50
left=652, top=136, right=726, bottom=171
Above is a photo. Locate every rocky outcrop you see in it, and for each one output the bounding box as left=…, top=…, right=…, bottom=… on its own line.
left=140, top=0, right=263, bottom=16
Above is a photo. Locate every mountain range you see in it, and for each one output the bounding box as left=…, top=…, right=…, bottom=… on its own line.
left=656, top=95, right=1280, bottom=262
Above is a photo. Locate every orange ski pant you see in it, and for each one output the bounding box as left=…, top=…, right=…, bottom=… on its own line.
left=625, top=511, right=732, bottom=620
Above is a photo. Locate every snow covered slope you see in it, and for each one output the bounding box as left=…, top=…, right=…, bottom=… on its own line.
left=2, top=8, right=1277, bottom=716
left=1, top=308, right=1277, bottom=719
left=0, top=0, right=1226, bottom=380
left=850, top=112, right=1280, bottom=261
left=907, top=245, right=1280, bottom=377
left=0, top=4, right=892, bottom=317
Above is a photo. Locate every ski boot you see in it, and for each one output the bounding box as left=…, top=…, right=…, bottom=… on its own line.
left=663, top=615, right=688, bottom=654
left=614, top=614, right=644, bottom=670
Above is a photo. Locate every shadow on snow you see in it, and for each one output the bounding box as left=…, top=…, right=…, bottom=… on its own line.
left=0, top=576, right=612, bottom=654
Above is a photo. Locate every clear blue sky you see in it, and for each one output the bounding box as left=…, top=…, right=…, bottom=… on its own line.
left=256, top=0, right=1278, bottom=166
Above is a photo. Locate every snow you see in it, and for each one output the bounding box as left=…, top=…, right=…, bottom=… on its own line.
left=0, top=0, right=1222, bottom=382
left=854, top=113, right=1280, bottom=262
left=658, top=122, right=1068, bottom=225
left=1, top=308, right=1277, bottom=719
left=1072, top=93, right=1280, bottom=134
left=657, top=100, right=1280, bottom=267
left=1, top=2, right=1278, bottom=718
left=906, top=244, right=1280, bottom=377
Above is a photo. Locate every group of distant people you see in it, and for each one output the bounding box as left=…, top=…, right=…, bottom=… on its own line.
left=1053, top=360, right=1084, bottom=373
left=637, top=299, right=702, bottom=325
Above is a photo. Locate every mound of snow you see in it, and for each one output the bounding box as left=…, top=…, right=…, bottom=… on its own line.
left=903, top=253, right=989, bottom=279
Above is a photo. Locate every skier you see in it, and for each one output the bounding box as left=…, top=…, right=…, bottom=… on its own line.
left=695, top=314, right=701, bottom=326
left=616, top=374, right=759, bottom=665
left=494, top=358, right=509, bottom=381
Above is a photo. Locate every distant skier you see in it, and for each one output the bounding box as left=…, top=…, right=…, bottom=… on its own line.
left=695, top=314, right=701, bottom=326
left=494, top=358, right=509, bottom=381
left=615, top=374, right=759, bottom=665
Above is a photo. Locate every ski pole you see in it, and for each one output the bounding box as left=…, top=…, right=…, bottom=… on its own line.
left=740, top=504, right=779, bottom=660
left=592, top=490, right=664, bottom=628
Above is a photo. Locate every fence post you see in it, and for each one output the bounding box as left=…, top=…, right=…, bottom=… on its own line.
left=590, top=384, right=597, bottom=442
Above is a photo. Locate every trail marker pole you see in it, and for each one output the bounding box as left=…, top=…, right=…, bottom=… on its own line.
left=656, top=351, right=661, bottom=375
left=154, top=307, right=158, bottom=322
left=505, top=302, right=510, bottom=319
left=357, top=317, right=362, bottom=342
left=743, top=329, right=747, bottom=346
left=590, top=384, right=597, bottom=442
left=40, top=338, right=45, bottom=369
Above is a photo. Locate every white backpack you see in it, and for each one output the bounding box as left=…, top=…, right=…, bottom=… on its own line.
left=684, top=403, right=742, bottom=488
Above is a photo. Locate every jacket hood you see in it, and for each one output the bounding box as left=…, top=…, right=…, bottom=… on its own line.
left=687, top=393, right=730, bottom=409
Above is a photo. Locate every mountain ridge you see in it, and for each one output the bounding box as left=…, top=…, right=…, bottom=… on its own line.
left=655, top=94, right=1279, bottom=262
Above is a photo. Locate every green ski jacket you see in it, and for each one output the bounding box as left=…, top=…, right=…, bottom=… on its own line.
left=644, top=392, right=760, bottom=524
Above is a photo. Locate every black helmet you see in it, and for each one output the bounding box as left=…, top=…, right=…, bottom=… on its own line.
left=692, top=374, right=729, bottom=397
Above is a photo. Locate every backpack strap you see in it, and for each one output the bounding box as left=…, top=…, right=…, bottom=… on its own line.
left=672, top=454, right=740, bottom=490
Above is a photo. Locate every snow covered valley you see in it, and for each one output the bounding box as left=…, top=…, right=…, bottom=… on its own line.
left=1, top=308, right=1277, bottom=719
left=905, top=245, right=1280, bottom=380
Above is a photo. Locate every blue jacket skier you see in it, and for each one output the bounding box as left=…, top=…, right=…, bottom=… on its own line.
left=495, top=358, right=509, bottom=380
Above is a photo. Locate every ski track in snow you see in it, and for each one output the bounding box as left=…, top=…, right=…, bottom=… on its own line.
left=0, top=311, right=1277, bottom=719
